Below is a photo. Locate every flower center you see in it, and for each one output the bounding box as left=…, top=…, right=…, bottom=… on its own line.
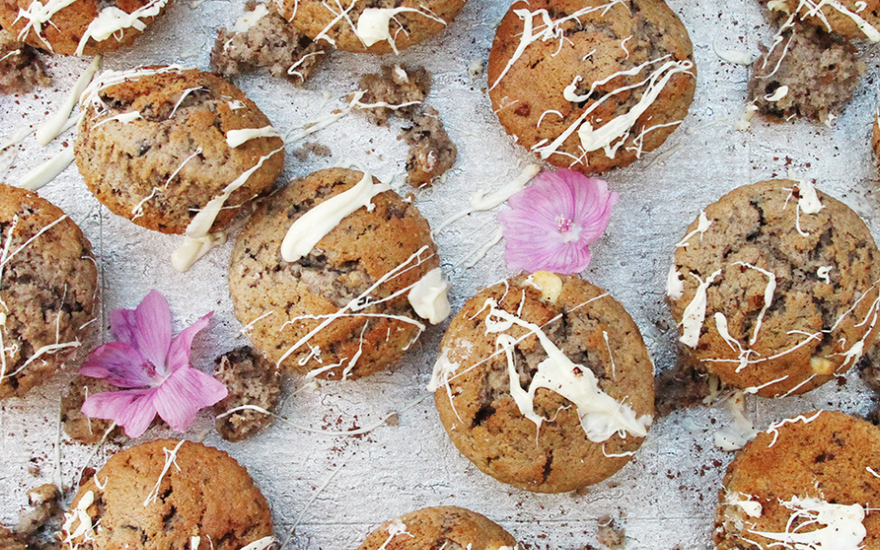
left=555, top=215, right=581, bottom=243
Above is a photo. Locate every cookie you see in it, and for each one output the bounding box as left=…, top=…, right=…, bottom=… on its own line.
left=431, top=272, right=654, bottom=493
left=714, top=410, right=880, bottom=549
left=278, top=0, right=466, bottom=54
left=749, top=22, right=865, bottom=124
left=768, top=0, right=880, bottom=42
left=210, top=2, right=328, bottom=85
left=0, top=184, right=98, bottom=399
left=229, top=167, right=447, bottom=380
left=62, top=439, right=273, bottom=550
left=75, top=66, right=284, bottom=235
left=666, top=179, right=880, bottom=398
left=0, top=0, right=172, bottom=56
left=213, top=346, right=281, bottom=442
left=357, top=507, right=518, bottom=550
left=488, top=0, right=696, bottom=175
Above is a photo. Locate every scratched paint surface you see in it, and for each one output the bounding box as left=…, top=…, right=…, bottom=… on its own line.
left=2, top=0, right=880, bottom=548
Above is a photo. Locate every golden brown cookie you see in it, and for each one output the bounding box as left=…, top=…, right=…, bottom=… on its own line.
left=0, top=0, right=172, bottom=56
left=62, top=439, right=273, bottom=550
left=488, top=0, right=696, bottom=175
left=769, top=0, right=880, bottom=42
left=0, top=184, right=98, bottom=399
left=75, top=66, right=284, bottom=235
left=229, top=168, right=444, bottom=380
left=667, top=180, right=880, bottom=398
left=432, top=273, right=654, bottom=493
left=714, top=410, right=880, bottom=550
left=357, top=507, right=518, bottom=550
left=278, top=0, right=466, bottom=54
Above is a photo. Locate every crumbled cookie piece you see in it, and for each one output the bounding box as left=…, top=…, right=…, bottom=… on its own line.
left=0, top=527, right=25, bottom=550
left=597, top=516, right=625, bottom=550
left=403, top=106, right=457, bottom=187
left=293, top=142, right=332, bottom=162
left=0, top=29, right=51, bottom=94
left=357, top=65, right=431, bottom=125
left=749, top=23, right=865, bottom=124
left=213, top=346, right=281, bottom=442
left=61, top=376, right=124, bottom=445
left=654, top=362, right=711, bottom=418
left=211, top=2, right=328, bottom=86
left=14, top=484, right=61, bottom=542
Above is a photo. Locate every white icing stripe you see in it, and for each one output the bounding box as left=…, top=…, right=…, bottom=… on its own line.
left=797, top=0, right=880, bottom=41
left=765, top=85, right=789, bottom=102
left=13, top=0, right=78, bottom=50
left=486, top=299, right=651, bottom=442
left=169, top=86, right=205, bottom=119
left=666, top=265, right=684, bottom=300
left=749, top=497, right=866, bottom=549
left=75, top=0, right=170, bottom=56
left=679, top=269, right=722, bottom=348
left=233, top=3, right=269, bottom=32
left=406, top=268, right=451, bottom=324
left=725, top=492, right=763, bottom=518
left=19, top=147, right=75, bottom=190
left=37, top=55, right=102, bottom=145
left=676, top=211, right=712, bottom=247
left=817, top=266, right=832, bottom=284
left=765, top=411, right=823, bottom=447
left=92, top=111, right=141, bottom=129
left=185, top=147, right=283, bottom=239
left=280, top=171, right=390, bottom=262
left=226, top=126, right=280, bottom=148
left=356, top=7, right=446, bottom=54
left=732, top=262, right=776, bottom=345
left=238, top=537, right=275, bottom=550
left=434, top=164, right=541, bottom=234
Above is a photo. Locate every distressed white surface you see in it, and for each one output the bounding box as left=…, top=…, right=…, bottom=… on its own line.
left=1, top=0, right=880, bottom=549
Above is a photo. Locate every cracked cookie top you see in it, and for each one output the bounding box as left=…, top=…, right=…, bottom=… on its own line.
left=487, top=0, right=696, bottom=175
left=357, top=507, right=518, bottom=550
left=431, top=273, right=654, bottom=493
left=229, top=168, right=441, bottom=380
left=62, top=439, right=273, bottom=550
left=667, top=179, right=880, bottom=398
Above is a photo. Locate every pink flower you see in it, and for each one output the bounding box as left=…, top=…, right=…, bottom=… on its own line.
left=81, top=290, right=227, bottom=438
left=497, top=169, right=618, bottom=274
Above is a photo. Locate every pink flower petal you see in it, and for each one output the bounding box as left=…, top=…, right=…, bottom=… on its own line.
left=80, top=342, right=153, bottom=388
left=111, top=290, right=172, bottom=374
left=166, top=312, right=213, bottom=372
left=82, top=388, right=158, bottom=438
left=498, top=169, right=618, bottom=274
left=154, top=366, right=227, bottom=432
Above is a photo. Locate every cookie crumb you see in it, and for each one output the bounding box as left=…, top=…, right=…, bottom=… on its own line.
left=403, top=107, right=457, bottom=187
left=356, top=65, right=431, bottom=125
left=749, top=23, right=865, bottom=123
left=654, top=362, right=711, bottom=417
left=0, top=29, right=51, bottom=95
left=0, top=528, right=25, bottom=550
left=293, top=142, right=332, bottom=162
left=213, top=346, right=281, bottom=442
left=597, top=516, right=625, bottom=550
left=12, top=484, right=62, bottom=550
left=211, top=2, right=328, bottom=86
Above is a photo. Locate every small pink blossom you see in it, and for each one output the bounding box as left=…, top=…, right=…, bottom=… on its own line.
left=81, top=290, right=227, bottom=438
left=498, top=169, right=618, bottom=274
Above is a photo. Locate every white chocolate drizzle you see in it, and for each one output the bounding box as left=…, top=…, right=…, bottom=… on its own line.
left=765, top=85, right=789, bottom=102
left=725, top=491, right=763, bottom=518
left=37, top=55, right=102, bottom=145
left=143, top=440, right=186, bottom=506
left=75, top=0, right=170, bottom=56
left=676, top=211, right=712, bottom=247
left=713, top=29, right=753, bottom=65
left=484, top=298, right=652, bottom=442
left=92, top=110, right=141, bottom=129
left=666, top=265, right=684, bottom=300
left=19, top=147, right=75, bottom=190
left=13, top=0, right=78, bottom=50
left=62, top=490, right=96, bottom=546
left=765, top=411, right=823, bottom=447
left=733, top=262, right=776, bottom=345
left=784, top=179, right=824, bottom=237
left=169, top=86, right=205, bottom=119
left=679, top=269, right=722, bottom=348
left=80, top=65, right=188, bottom=113
left=713, top=391, right=758, bottom=451
left=377, top=519, right=412, bottom=550
left=226, top=126, right=280, bottom=148
left=795, top=0, right=880, bottom=42
left=233, top=3, right=269, bottom=32
left=407, top=268, right=451, bottom=324
left=735, top=103, right=759, bottom=132
left=355, top=7, right=446, bottom=54
left=281, top=171, right=390, bottom=262
left=434, top=164, right=540, bottom=234
left=239, top=537, right=275, bottom=550
left=748, top=497, right=866, bottom=549
left=817, top=266, right=832, bottom=284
